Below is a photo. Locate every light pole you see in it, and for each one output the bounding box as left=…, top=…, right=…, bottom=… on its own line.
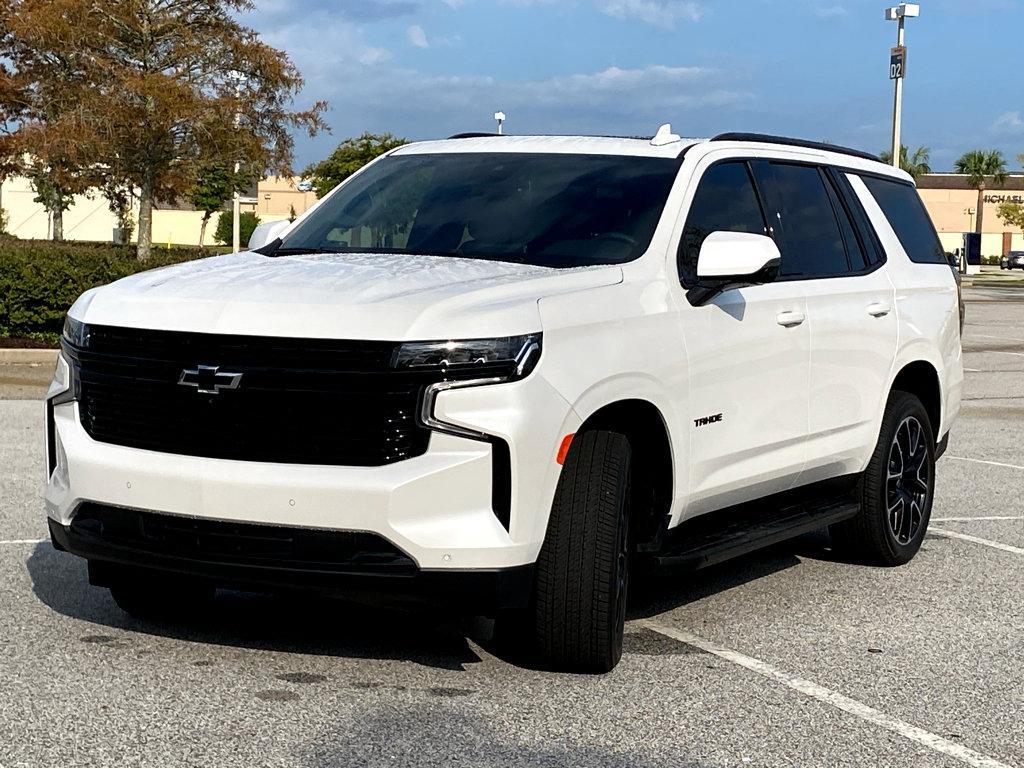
left=494, top=111, right=506, bottom=135
left=229, top=71, right=246, bottom=252
left=885, top=3, right=919, bottom=170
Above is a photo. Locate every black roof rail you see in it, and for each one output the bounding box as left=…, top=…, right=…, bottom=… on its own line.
left=710, top=132, right=880, bottom=163
left=447, top=132, right=503, bottom=139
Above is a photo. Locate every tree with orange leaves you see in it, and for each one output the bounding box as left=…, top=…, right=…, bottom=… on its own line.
left=1, top=0, right=327, bottom=258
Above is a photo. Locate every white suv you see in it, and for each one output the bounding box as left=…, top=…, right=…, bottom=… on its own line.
left=46, top=129, right=963, bottom=672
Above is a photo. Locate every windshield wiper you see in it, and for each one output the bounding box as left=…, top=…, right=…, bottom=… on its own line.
left=269, top=246, right=342, bottom=256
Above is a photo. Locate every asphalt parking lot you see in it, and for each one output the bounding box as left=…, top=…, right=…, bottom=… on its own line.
left=1, top=286, right=1021, bottom=767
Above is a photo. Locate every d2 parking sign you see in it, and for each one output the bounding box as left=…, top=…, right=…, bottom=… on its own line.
left=890, top=46, right=907, bottom=80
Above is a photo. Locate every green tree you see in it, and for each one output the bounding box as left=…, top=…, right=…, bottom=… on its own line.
left=954, top=150, right=1008, bottom=234
left=102, top=179, right=135, bottom=244
left=879, top=145, right=932, bottom=180
left=1, top=0, right=326, bottom=260
left=302, top=133, right=406, bottom=198
left=27, top=164, right=75, bottom=240
left=997, top=202, right=1024, bottom=231
left=214, top=210, right=260, bottom=248
left=189, top=164, right=251, bottom=247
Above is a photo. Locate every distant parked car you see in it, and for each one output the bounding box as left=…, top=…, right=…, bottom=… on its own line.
left=1000, top=251, right=1024, bottom=270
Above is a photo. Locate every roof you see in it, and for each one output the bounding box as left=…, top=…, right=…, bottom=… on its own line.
left=916, top=173, right=1024, bottom=191
left=394, top=132, right=898, bottom=175
left=393, top=134, right=700, bottom=159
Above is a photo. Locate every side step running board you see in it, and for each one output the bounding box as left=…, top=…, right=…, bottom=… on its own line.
left=653, top=497, right=860, bottom=571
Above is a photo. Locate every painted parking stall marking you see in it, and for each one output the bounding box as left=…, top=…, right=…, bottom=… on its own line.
left=929, top=528, right=1024, bottom=557
left=933, top=516, right=1024, bottom=523
left=638, top=621, right=1011, bottom=768
left=945, top=456, right=1024, bottom=471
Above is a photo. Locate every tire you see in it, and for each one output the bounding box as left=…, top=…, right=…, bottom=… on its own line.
left=109, top=569, right=214, bottom=619
left=831, top=391, right=935, bottom=566
left=533, top=430, right=632, bottom=673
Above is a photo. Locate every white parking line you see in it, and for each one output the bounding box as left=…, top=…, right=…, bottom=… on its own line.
left=965, top=333, right=1024, bottom=343
left=0, top=538, right=46, bottom=546
left=639, top=621, right=1009, bottom=768
left=929, top=528, right=1024, bottom=556
left=946, top=456, right=1024, bottom=471
left=933, top=516, right=1024, bottom=523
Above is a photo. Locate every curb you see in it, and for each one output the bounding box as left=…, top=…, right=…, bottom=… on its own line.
left=0, top=349, right=59, bottom=364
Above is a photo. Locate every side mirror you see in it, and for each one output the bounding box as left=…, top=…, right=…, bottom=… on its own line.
left=687, top=231, right=781, bottom=306
left=248, top=219, right=291, bottom=251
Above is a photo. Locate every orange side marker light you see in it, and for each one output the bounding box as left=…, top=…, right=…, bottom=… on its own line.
left=556, top=433, right=575, bottom=465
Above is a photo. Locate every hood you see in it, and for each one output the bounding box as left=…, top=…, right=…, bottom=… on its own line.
left=73, top=251, right=623, bottom=340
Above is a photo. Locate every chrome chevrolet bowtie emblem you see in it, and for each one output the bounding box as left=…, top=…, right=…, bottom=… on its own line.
left=178, top=365, right=243, bottom=395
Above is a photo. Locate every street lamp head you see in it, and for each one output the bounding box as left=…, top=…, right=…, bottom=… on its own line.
left=885, top=3, right=920, bottom=20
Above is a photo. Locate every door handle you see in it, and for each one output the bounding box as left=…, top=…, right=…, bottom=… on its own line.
left=867, top=302, right=892, bottom=317
left=776, top=310, right=805, bottom=328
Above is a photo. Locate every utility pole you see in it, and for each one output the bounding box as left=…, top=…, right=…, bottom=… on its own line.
left=885, top=4, right=919, bottom=170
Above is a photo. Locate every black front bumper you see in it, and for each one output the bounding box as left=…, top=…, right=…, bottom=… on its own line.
left=49, top=503, right=533, bottom=612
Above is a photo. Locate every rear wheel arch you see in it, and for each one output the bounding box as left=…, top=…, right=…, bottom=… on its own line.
left=574, top=399, right=674, bottom=550
left=890, top=361, right=942, bottom=438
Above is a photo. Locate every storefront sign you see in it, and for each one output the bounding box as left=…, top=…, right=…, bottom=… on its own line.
left=983, top=194, right=1024, bottom=205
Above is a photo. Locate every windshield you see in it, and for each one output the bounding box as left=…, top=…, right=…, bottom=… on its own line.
left=276, top=152, right=679, bottom=268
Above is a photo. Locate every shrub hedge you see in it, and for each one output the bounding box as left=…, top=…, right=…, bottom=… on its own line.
left=0, top=238, right=213, bottom=344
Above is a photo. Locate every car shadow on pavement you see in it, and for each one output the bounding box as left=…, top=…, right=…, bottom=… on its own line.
left=25, top=542, right=484, bottom=671
left=298, top=701, right=697, bottom=767
left=27, top=529, right=839, bottom=674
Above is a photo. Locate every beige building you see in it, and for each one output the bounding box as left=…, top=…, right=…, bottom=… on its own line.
left=917, top=174, right=1024, bottom=257
left=0, top=174, right=319, bottom=247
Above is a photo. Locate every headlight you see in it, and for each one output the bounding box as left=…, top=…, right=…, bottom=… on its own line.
left=62, top=316, right=91, bottom=349
left=397, top=334, right=543, bottom=441
left=392, top=334, right=541, bottom=381
left=53, top=315, right=87, bottom=404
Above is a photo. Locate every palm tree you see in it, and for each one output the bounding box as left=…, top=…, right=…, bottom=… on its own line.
left=879, top=145, right=932, bottom=180
left=954, top=150, right=1008, bottom=234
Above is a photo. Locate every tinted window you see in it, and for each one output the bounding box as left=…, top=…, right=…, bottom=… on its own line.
left=822, top=171, right=868, bottom=270
left=834, top=172, right=885, bottom=265
left=277, top=153, right=679, bottom=268
left=860, top=175, right=946, bottom=264
left=769, top=164, right=850, bottom=278
left=679, top=162, right=766, bottom=286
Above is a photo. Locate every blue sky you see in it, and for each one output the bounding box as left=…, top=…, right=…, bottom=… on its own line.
left=242, top=0, right=1024, bottom=171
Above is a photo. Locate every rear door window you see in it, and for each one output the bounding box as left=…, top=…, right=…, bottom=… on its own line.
left=765, top=163, right=850, bottom=279
left=859, top=175, right=946, bottom=264
left=679, top=161, right=767, bottom=286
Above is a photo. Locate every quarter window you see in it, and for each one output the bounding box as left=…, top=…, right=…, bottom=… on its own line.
left=859, top=175, right=947, bottom=264
left=679, top=162, right=767, bottom=286
left=823, top=171, right=869, bottom=271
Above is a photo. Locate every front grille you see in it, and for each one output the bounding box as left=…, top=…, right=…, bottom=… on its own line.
left=69, top=325, right=432, bottom=465
left=70, top=503, right=416, bottom=573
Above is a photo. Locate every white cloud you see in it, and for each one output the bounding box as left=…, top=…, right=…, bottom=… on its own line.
left=407, top=24, right=430, bottom=48
left=993, top=111, right=1024, bottom=135
left=812, top=4, right=847, bottom=18
left=598, top=0, right=703, bottom=28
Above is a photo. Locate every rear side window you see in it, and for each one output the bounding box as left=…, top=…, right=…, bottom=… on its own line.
left=768, top=163, right=849, bottom=278
left=859, top=175, right=946, bottom=264
left=679, top=162, right=766, bottom=286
